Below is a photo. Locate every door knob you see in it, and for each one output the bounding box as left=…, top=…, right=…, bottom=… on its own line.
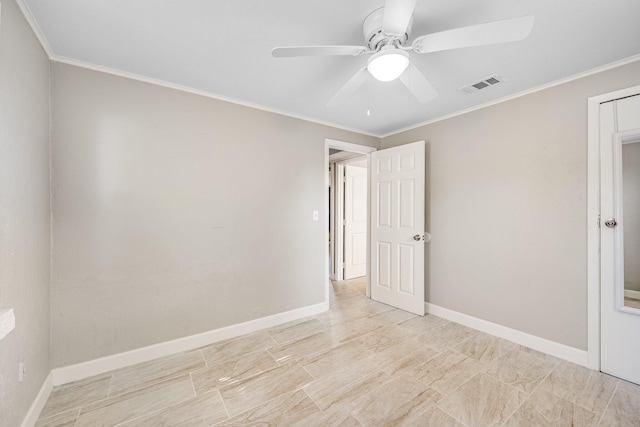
left=604, top=218, right=617, bottom=228
left=413, top=234, right=422, bottom=241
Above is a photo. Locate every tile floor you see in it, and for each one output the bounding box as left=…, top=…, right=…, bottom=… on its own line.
left=36, top=278, right=640, bottom=426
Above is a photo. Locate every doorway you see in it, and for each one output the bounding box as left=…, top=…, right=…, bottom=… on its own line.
left=324, top=139, right=428, bottom=316
left=330, top=156, right=368, bottom=281
left=325, top=140, right=376, bottom=300
left=587, top=85, right=640, bottom=385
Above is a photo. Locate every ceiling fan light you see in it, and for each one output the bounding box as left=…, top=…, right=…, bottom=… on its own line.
left=367, top=49, right=410, bottom=82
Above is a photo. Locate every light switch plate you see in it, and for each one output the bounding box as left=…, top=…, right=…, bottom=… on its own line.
left=312, top=210, right=319, bottom=221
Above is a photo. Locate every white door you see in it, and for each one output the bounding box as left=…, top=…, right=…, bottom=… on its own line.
left=370, top=141, right=425, bottom=315
left=344, top=164, right=368, bottom=279
left=600, top=93, right=640, bottom=385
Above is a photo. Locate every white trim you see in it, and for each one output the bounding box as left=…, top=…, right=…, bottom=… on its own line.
left=12, top=0, right=640, bottom=141
left=20, top=372, right=53, bottom=427
left=14, top=0, right=55, bottom=57
left=624, top=289, right=640, bottom=300
left=325, top=139, right=378, bottom=154
left=324, top=139, right=376, bottom=301
left=51, top=302, right=326, bottom=386
left=51, top=56, right=380, bottom=138
left=382, top=54, right=640, bottom=138
left=613, top=130, right=640, bottom=316
left=425, top=303, right=589, bottom=367
left=587, top=94, right=602, bottom=370
left=587, top=84, right=640, bottom=370
left=334, top=163, right=345, bottom=281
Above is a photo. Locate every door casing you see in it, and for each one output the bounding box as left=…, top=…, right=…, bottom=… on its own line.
left=586, top=84, right=640, bottom=370
left=325, top=139, right=376, bottom=300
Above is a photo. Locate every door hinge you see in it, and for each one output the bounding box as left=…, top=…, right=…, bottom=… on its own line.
left=597, top=214, right=601, bottom=228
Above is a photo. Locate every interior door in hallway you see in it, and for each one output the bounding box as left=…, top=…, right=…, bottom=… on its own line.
left=370, top=141, right=425, bottom=315
left=600, top=93, right=640, bottom=385
left=344, top=164, right=367, bottom=279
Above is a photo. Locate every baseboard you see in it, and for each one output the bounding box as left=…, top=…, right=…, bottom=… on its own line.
left=624, top=289, right=640, bottom=300
left=20, top=372, right=53, bottom=427
left=425, top=303, right=589, bottom=367
left=52, top=301, right=328, bottom=386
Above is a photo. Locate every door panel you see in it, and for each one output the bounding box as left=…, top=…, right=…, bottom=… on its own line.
left=601, top=93, right=640, bottom=385
left=344, top=164, right=367, bottom=279
left=370, top=141, right=425, bottom=315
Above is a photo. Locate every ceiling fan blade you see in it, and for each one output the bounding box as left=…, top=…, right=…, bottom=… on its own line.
left=399, top=63, right=438, bottom=103
left=272, top=45, right=367, bottom=57
left=328, top=68, right=369, bottom=107
left=412, top=15, right=534, bottom=54
left=383, top=0, right=418, bottom=36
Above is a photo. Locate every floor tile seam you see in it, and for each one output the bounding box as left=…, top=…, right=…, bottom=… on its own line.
left=39, top=404, right=83, bottom=422
left=407, top=335, right=441, bottom=353
left=208, top=346, right=277, bottom=368
left=482, top=361, right=551, bottom=395
left=595, top=380, right=621, bottom=426
left=220, top=388, right=306, bottom=422
left=268, top=338, right=336, bottom=366
left=108, top=369, right=202, bottom=399
left=47, top=390, right=116, bottom=421
left=216, top=360, right=304, bottom=396
left=216, top=387, right=232, bottom=422
left=77, top=378, right=196, bottom=425
left=496, top=385, right=534, bottom=427
left=268, top=330, right=332, bottom=353
left=266, top=317, right=313, bottom=336
left=430, top=370, right=500, bottom=425
left=400, top=399, right=446, bottom=427
left=198, top=348, right=208, bottom=368
left=188, top=371, right=198, bottom=397
left=335, top=326, right=386, bottom=346
left=341, top=371, right=399, bottom=417
left=268, top=327, right=324, bottom=347
left=106, top=373, right=114, bottom=398
left=433, top=399, right=469, bottom=427
left=300, top=387, right=327, bottom=416
left=542, top=364, right=611, bottom=416
left=108, top=387, right=204, bottom=427
left=310, top=368, right=392, bottom=412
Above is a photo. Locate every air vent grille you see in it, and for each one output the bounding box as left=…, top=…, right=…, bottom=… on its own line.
left=459, top=75, right=504, bottom=94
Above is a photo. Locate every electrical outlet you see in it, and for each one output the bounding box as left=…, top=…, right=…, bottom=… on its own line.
left=18, top=361, right=26, bottom=382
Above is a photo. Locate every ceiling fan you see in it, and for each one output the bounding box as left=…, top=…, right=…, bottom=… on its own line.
left=272, top=0, right=534, bottom=107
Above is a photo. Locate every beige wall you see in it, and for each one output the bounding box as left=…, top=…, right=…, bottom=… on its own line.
left=50, top=63, right=379, bottom=367
left=623, top=142, right=640, bottom=292
left=0, top=0, right=51, bottom=425
left=382, top=60, right=640, bottom=350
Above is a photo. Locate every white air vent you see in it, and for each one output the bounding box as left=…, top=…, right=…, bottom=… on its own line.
left=459, top=75, right=504, bottom=94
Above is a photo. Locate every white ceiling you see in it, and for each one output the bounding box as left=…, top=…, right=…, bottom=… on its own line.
left=23, top=0, right=640, bottom=136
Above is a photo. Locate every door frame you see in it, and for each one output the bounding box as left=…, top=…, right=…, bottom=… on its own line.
left=325, top=139, right=377, bottom=303
left=333, top=156, right=368, bottom=281
left=586, top=84, right=640, bottom=370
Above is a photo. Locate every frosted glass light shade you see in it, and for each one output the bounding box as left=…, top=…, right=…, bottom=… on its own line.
left=367, top=49, right=410, bottom=82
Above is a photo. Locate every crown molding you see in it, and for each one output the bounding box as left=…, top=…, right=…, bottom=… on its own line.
left=14, top=0, right=640, bottom=141
left=15, top=0, right=54, bottom=57
left=50, top=55, right=382, bottom=139
left=381, top=54, right=640, bottom=139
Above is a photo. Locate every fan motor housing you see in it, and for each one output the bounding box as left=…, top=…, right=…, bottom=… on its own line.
left=363, top=7, right=412, bottom=51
